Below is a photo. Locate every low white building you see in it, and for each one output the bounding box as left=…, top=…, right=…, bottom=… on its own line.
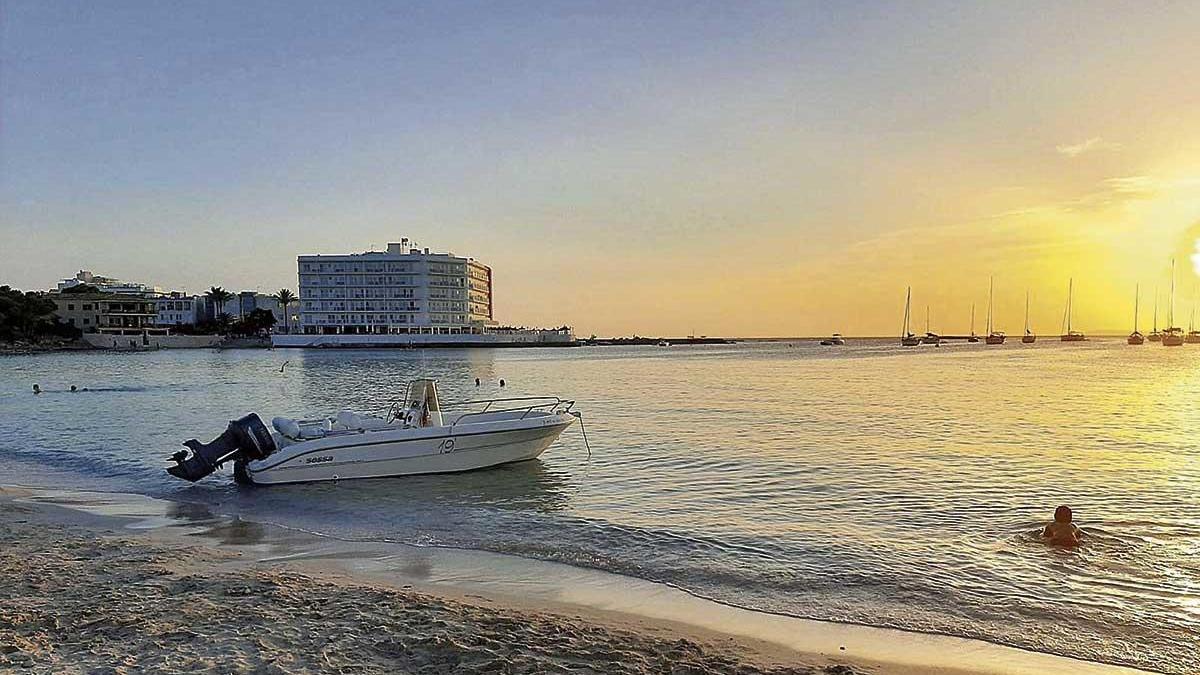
left=155, top=293, right=202, bottom=327
left=297, top=239, right=493, bottom=336
left=57, top=270, right=160, bottom=296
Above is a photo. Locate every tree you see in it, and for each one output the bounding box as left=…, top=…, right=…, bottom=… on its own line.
left=0, top=286, right=80, bottom=343
left=271, top=288, right=296, bottom=334
left=231, top=308, right=276, bottom=337
left=205, top=287, right=233, bottom=327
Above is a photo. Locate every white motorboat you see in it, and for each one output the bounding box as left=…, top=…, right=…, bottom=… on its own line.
left=168, top=379, right=582, bottom=485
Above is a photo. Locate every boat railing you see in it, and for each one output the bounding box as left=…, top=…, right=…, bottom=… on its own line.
left=448, top=396, right=575, bottom=428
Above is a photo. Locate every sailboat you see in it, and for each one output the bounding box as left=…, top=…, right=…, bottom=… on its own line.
left=968, top=304, right=980, bottom=342
left=1127, top=285, right=1144, bottom=345
left=1022, top=291, right=1036, bottom=343
left=921, top=305, right=941, bottom=344
left=1187, top=286, right=1200, bottom=344
left=1148, top=289, right=1162, bottom=342
left=985, top=277, right=1005, bottom=344
left=1163, top=259, right=1184, bottom=346
left=901, top=287, right=921, bottom=346
left=1060, top=278, right=1086, bottom=341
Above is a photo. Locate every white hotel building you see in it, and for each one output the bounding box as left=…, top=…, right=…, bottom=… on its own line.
left=297, top=240, right=494, bottom=336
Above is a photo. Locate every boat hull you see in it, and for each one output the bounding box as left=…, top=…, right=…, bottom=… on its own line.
left=241, top=416, right=574, bottom=485
left=1021, top=335, right=1036, bottom=343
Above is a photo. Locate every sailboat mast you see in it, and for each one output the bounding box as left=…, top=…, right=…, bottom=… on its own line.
left=926, top=305, right=930, bottom=334
left=1170, top=259, right=1176, bottom=329
left=903, top=287, right=912, bottom=337
left=1134, top=284, right=1140, bottom=333
left=971, top=303, right=976, bottom=335
left=1067, top=278, right=1073, bottom=333
left=1024, top=291, right=1030, bottom=333
left=987, top=277, right=994, bottom=334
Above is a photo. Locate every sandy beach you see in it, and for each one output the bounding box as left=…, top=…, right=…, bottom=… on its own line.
left=0, top=493, right=876, bottom=675
left=0, top=486, right=1160, bottom=675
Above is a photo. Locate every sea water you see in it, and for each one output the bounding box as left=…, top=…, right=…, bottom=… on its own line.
left=1, top=341, right=1197, bottom=672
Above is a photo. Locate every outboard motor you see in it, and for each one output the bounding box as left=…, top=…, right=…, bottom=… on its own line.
left=168, top=413, right=276, bottom=482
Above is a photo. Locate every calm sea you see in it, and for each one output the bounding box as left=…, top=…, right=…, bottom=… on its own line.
left=2, top=341, right=1197, bottom=672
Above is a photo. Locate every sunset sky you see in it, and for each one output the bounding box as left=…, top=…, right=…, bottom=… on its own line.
left=4, top=1, right=1200, bottom=336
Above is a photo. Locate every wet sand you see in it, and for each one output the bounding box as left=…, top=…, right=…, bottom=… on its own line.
left=0, top=495, right=869, bottom=674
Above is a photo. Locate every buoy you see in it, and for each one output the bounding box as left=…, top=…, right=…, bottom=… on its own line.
left=32, top=384, right=41, bottom=394
left=499, top=379, right=505, bottom=388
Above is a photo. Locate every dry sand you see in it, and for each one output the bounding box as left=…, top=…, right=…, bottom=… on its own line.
left=0, top=498, right=868, bottom=674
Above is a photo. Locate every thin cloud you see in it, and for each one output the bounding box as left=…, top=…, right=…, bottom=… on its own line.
left=1056, top=137, right=1121, bottom=157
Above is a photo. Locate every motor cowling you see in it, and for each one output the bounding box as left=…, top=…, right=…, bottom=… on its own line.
left=168, top=413, right=277, bottom=482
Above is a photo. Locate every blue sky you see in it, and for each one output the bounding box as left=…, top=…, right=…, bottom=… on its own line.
left=4, top=1, right=1200, bottom=335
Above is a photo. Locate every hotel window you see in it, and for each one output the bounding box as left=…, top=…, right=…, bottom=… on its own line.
left=68, top=304, right=75, bottom=310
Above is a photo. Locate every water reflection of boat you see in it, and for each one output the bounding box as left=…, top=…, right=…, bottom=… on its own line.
left=168, top=379, right=581, bottom=485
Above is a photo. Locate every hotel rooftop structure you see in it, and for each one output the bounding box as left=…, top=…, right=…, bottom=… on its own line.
left=297, top=239, right=493, bottom=336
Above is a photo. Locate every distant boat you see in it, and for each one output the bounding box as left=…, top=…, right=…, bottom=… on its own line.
left=657, top=340, right=670, bottom=347
left=819, top=333, right=846, bottom=346
left=1127, top=284, right=1144, bottom=345
left=901, top=287, right=921, bottom=346
left=985, top=276, right=1005, bottom=344
left=1163, top=259, right=1184, bottom=346
left=1188, top=289, right=1200, bottom=344
left=1022, top=291, right=1036, bottom=343
left=1148, top=289, right=1162, bottom=342
left=921, top=305, right=941, bottom=345
left=1060, top=278, right=1086, bottom=342
left=967, top=303, right=980, bottom=342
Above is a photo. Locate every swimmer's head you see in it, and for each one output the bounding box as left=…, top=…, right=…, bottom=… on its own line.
left=1054, top=505, right=1073, bottom=523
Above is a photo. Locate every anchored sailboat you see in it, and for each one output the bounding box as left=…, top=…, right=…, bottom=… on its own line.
left=1188, top=285, right=1200, bottom=344
left=901, top=287, right=921, bottom=346
left=1060, top=278, right=1086, bottom=342
left=968, top=304, right=980, bottom=342
left=921, top=305, right=941, bottom=344
left=1148, top=288, right=1162, bottom=342
left=1022, top=291, right=1036, bottom=343
left=1163, top=259, right=1184, bottom=346
left=985, top=277, right=1005, bottom=344
left=1128, top=285, right=1144, bottom=345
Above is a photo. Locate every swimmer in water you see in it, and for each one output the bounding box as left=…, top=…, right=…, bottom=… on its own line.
left=1042, top=505, right=1082, bottom=546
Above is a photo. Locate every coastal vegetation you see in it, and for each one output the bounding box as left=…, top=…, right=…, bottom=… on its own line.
left=0, top=285, right=80, bottom=343
left=271, top=288, right=295, bottom=333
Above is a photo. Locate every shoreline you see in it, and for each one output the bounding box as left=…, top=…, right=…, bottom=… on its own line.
left=0, top=486, right=1155, bottom=675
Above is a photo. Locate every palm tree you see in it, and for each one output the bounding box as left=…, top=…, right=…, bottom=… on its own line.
left=205, top=286, right=233, bottom=325
left=272, top=289, right=296, bottom=334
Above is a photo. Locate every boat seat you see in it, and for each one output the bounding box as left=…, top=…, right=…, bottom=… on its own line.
left=332, top=411, right=391, bottom=432
left=271, top=417, right=331, bottom=440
